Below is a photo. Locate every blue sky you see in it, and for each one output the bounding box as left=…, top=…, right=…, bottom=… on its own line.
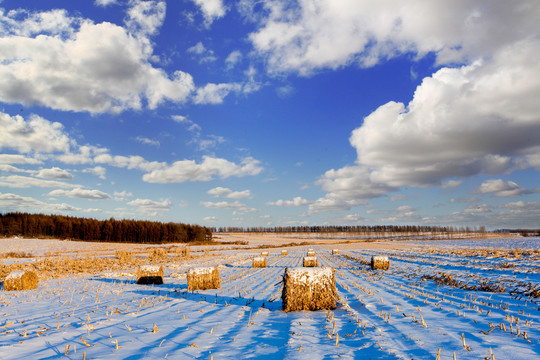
left=1, top=0, right=540, bottom=229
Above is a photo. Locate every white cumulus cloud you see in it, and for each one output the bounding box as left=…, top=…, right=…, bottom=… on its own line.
left=0, top=175, right=77, bottom=189
left=125, top=0, right=166, bottom=36
left=475, top=179, right=533, bottom=197
left=267, top=197, right=311, bottom=207
left=0, top=192, right=82, bottom=212
left=36, top=167, right=73, bottom=180
left=0, top=7, right=194, bottom=113
left=142, top=156, right=262, bottom=183
left=311, top=36, right=540, bottom=213
left=48, top=188, right=112, bottom=200
left=127, top=198, right=172, bottom=215
left=82, top=166, right=107, bottom=180
left=249, top=0, right=540, bottom=75
left=0, top=112, right=70, bottom=154
left=190, top=0, right=226, bottom=26
left=0, top=154, right=42, bottom=165
left=207, top=187, right=252, bottom=199
left=193, top=83, right=243, bottom=104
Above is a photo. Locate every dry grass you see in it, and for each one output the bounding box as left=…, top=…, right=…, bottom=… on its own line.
left=3, top=270, right=39, bottom=291
left=282, top=267, right=338, bottom=311
left=115, top=251, right=133, bottom=265
left=187, top=267, right=220, bottom=291
left=149, top=248, right=168, bottom=262
left=136, top=265, right=164, bottom=285
left=0, top=255, right=125, bottom=282
left=0, top=251, right=34, bottom=259
left=422, top=271, right=506, bottom=293
left=422, top=247, right=540, bottom=260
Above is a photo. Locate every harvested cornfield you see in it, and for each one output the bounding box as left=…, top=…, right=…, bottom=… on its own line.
left=261, top=251, right=269, bottom=256
left=303, top=256, right=318, bottom=267
left=282, top=267, right=338, bottom=311
left=281, top=250, right=288, bottom=255
left=187, top=267, right=220, bottom=291
left=371, top=255, right=390, bottom=270
left=252, top=256, right=267, bottom=268
left=0, top=237, right=539, bottom=360
left=307, top=249, right=315, bottom=256
left=3, top=270, right=39, bottom=291
left=136, top=265, right=164, bottom=285
left=332, top=249, right=339, bottom=255
left=115, top=250, right=133, bottom=264
left=149, top=248, right=167, bottom=262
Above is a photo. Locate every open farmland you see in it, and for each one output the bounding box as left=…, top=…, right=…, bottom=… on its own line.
left=0, top=236, right=539, bottom=359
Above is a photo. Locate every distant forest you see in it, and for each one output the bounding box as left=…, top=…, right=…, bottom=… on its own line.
left=212, top=225, right=487, bottom=234
left=0, top=212, right=212, bottom=243
left=495, top=229, right=540, bottom=237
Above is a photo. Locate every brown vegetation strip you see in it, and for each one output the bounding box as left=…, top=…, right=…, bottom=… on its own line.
left=422, top=272, right=506, bottom=293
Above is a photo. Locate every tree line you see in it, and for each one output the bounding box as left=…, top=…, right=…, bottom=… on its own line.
left=0, top=212, right=212, bottom=244
left=495, top=228, right=540, bottom=237
left=213, top=225, right=487, bottom=234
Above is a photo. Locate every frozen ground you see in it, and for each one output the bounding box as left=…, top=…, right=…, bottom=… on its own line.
left=0, top=236, right=538, bottom=359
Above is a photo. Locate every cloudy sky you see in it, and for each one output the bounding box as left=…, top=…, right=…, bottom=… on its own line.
left=1, top=0, right=540, bottom=229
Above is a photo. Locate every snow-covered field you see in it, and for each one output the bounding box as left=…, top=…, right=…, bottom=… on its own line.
left=0, top=237, right=539, bottom=359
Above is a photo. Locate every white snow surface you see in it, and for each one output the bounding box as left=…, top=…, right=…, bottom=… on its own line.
left=0, top=237, right=538, bottom=359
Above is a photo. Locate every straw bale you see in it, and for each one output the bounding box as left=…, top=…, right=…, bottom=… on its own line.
left=4, top=270, right=39, bottom=291
left=371, top=256, right=390, bottom=270
left=332, top=249, right=339, bottom=255
left=187, top=267, right=220, bottom=291
left=252, top=257, right=267, bottom=268
left=137, top=265, right=164, bottom=285
left=303, top=256, right=318, bottom=267
left=282, top=267, right=338, bottom=311
left=281, top=250, right=288, bottom=256
left=307, top=249, right=315, bottom=256
left=261, top=251, right=269, bottom=256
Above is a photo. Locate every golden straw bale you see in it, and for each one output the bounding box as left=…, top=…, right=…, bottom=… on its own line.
left=4, top=270, right=39, bottom=291
left=282, top=267, right=338, bottom=312
left=261, top=251, right=269, bottom=256
left=371, top=256, right=390, bottom=270
left=307, top=249, right=315, bottom=256
left=252, top=257, right=267, bottom=268
left=303, top=256, right=318, bottom=267
left=136, top=265, right=164, bottom=285
left=187, top=267, right=220, bottom=291
left=281, top=250, right=288, bottom=256
left=332, top=249, right=339, bottom=255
